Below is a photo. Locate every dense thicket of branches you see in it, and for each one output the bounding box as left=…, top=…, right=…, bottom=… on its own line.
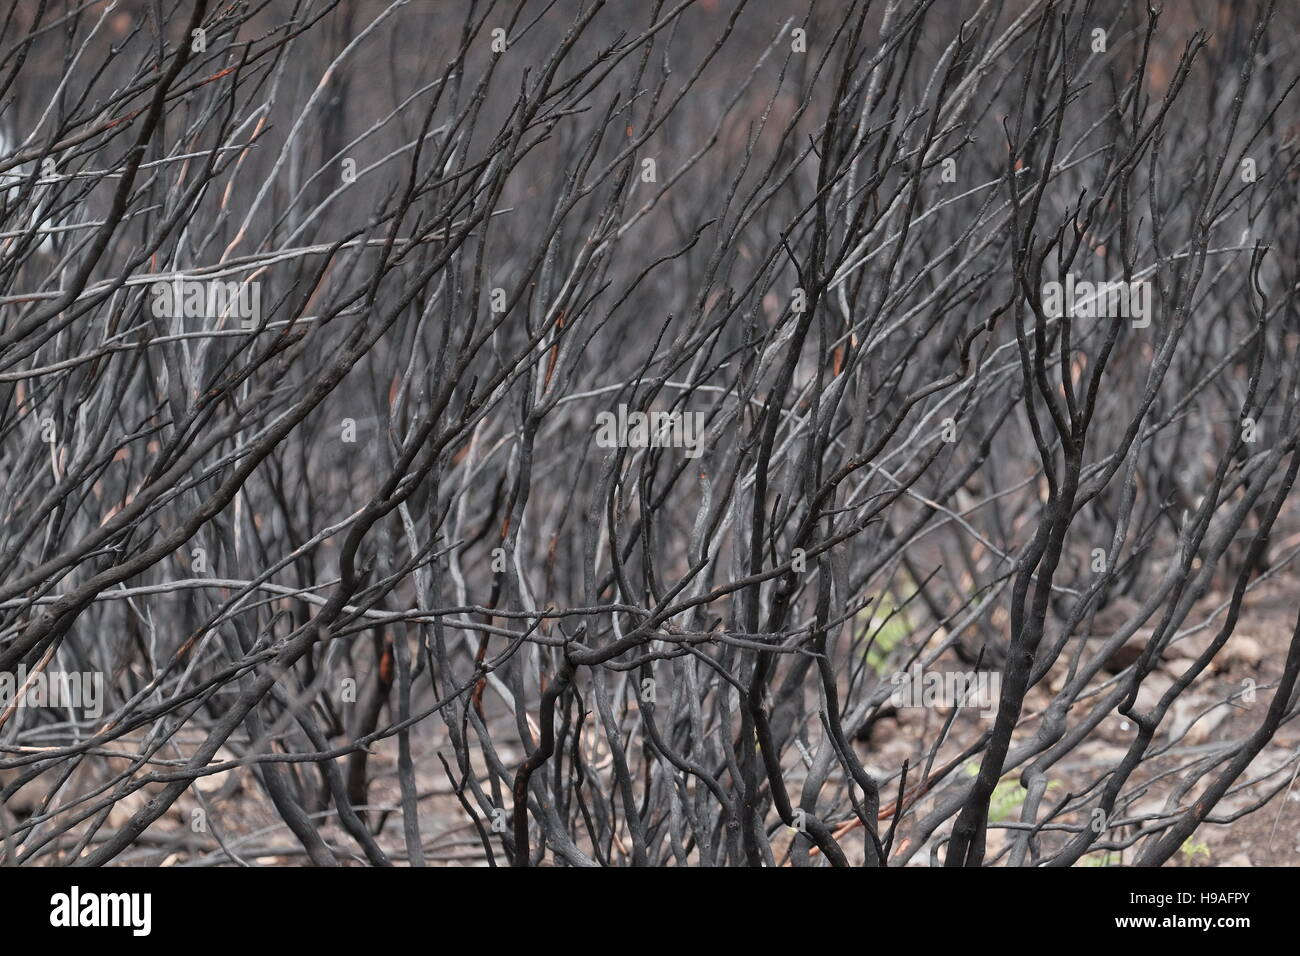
left=1, top=0, right=1298, bottom=867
